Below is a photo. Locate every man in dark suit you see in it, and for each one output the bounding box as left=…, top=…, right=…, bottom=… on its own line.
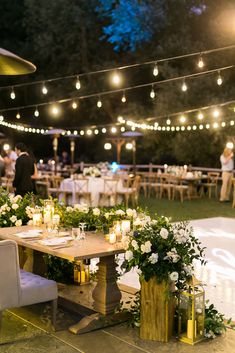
left=13, top=143, right=35, bottom=196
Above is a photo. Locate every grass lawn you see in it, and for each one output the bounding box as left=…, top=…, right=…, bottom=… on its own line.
left=139, top=195, right=235, bottom=222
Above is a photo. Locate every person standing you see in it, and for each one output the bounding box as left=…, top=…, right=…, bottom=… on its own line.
left=13, top=143, right=35, bottom=196
left=220, top=147, right=234, bottom=202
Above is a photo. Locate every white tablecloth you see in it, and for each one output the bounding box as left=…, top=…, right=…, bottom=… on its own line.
left=59, top=177, right=127, bottom=206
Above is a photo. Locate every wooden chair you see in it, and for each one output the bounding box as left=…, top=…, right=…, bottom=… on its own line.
left=172, top=176, right=190, bottom=202
left=138, top=172, right=149, bottom=197
left=0, top=176, right=14, bottom=193
left=48, top=176, right=63, bottom=198
left=98, top=179, right=118, bottom=206
left=35, top=181, right=49, bottom=199
left=117, top=175, right=141, bottom=207
left=159, top=174, right=174, bottom=200
left=0, top=240, right=58, bottom=334
left=74, top=178, right=91, bottom=205
left=200, top=172, right=220, bottom=198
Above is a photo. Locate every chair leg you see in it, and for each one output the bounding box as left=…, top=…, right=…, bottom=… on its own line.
left=51, top=299, right=57, bottom=329
left=0, top=310, right=2, bottom=332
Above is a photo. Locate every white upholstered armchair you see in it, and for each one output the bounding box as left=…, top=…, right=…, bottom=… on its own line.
left=0, top=240, right=58, bottom=330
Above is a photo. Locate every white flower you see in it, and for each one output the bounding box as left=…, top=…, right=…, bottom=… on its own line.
left=125, top=250, right=134, bottom=261
left=66, top=206, right=74, bottom=213
left=149, top=253, right=159, bottom=264
left=104, top=212, right=110, bottom=219
left=27, top=220, right=33, bottom=225
left=133, top=218, right=143, bottom=227
left=12, top=203, right=19, bottom=210
left=126, top=208, right=137, bottom=218
left=131, top=239, right=139, bottom=250
left=166, top=248, right=180, bottom=263
left=160, top=228, right=169, bottom=239
left=10, top=215, right=17, bottom=223
left=12, top=195, right=22, bottom=203
left=169, top=272, right=179, bottom=281
left=136, top=268, right=142, bottom=275
left=122, top=236, right=130, bottom=250
left=74, top=204, right=89, bottom=213
left=140, top=240, right=152, bottom=253
left=183, top=265, right=193, bottom=276
left=115, top=209, right=125, bottom=216
left=6, top=207, right=11, bottom=212
left=15, top=220, right=22, bottom=227
left=93, top=208, right=100, bottom=216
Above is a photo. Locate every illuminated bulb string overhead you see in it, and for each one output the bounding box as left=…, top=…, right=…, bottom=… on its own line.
left=10, top=87, right=15, bottom=100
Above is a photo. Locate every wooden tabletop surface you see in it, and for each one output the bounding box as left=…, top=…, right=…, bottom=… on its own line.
left=0, top=225, right=125, bottom=261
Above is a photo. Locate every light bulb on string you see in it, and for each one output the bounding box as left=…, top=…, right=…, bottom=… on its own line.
left=197, top=56, right=204, bottom=69
left=213, top=109, right=220, bottom=118
left=111, top=71, right=121, bottom=86
left=42, top=83, right=48, bottom=95
left=121, top=91, right=126, bottom=103
left=72, top=101, right=78, bottom=109
left=75, top=76, right=81, bottom=90
left=150, top=85, right=155, bottom=99
left=10, top=87, right=15, bottom=100
left=166, top=119, right=171, bottom=125
left=16, top=112, right=21, bottom=119
left=97, top=97, right=102, bottom=108
left=153, top=63, right=159, bottom=76
left=179, top=115, right=186, bottom=123
left=51, top=104, right=60, bottom=116
left=217, top=71, right=223, bottom=86
left=111, top=127, right=117, bottom=133
left=181, top=79, right=188, bottom=92
left=198, top=112, right=204, bottom=120
left=34, top=107, right=39, bottom=117
left=104, top=143, right=112, bottom=150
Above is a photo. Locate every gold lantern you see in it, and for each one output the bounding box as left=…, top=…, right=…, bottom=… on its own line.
left=74, top=259, right=91, bottom=285
left=178, top=277, right=205, bottom=345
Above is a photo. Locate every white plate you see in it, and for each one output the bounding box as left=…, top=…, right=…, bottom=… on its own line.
left=14, top=232, right=41, bottom=239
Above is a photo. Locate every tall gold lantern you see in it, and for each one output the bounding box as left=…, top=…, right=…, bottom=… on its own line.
left=178, top=276, right=205, bottom=345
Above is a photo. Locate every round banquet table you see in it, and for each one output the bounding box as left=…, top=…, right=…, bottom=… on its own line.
left=59, top=176, right=127, bottom=206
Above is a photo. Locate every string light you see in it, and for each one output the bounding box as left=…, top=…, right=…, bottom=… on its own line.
left=34, top=107, right=39, bottom=117
left=126, top=142, right=133, bottom=150
left=121, top=126, right=125, bottom=132
left=197, top=56, right=204, bottom=68
left=72, top=101, right=78, bottom=109
left=16, top=112, right=21, bottom=119
left=111, top=71, right=121, bottom=85
left=166, top=119, right=171, bottom=125
left=180, top=115, right=186, bottom=123
left=51, top=104, right=60, bottom=116
left=181, top=79, right=188, bottom=92
left=150, top=85, right=155, bottom=99
left=104, top=143, right=112, bottom=150
left=198, top=112, right=204, bottom=120
left=153, top=63, right=159, bottom=76
left=80, top=130, right=84, bottom=135
left=42, top=83, right=48, bottom=95
left=75, top=76, right=81, bottom=90
left=117, top=116, right=125, bottom=123
left=102, top=127, right=106, bottom=133
left=213, top=109, right=220, bottom=118
left=121, top=91, right=126, bottom=103
left=94, top=129, right=99, bottom=135
left=10, top=87, right=15, bottom=100
left=217, top=71, right=223, bottom=86
left=87, top=129, right=92, bottom=135
left=97, top=97, right=102, bottom=108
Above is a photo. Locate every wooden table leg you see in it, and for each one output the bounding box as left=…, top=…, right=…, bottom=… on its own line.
left=69, top=255, right=126, bottom=334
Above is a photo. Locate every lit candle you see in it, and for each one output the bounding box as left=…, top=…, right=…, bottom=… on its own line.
left=121, top=220, right=131, bottom=235
left=109, top=232, right=116, bottom=244
left=52, top=214, right=60, bottom=225
left=43, top=210, right=52, bottom=224
left=183, top=164, right=187, bottom=171
left=33, top=212, right=42, bottom=226
left=187, top=320, right=197, bottom=339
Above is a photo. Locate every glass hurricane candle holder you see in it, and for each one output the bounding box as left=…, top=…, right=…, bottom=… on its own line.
left=43, top=199, right=54, bottom=224
left=32, top=209, right=42, bottom=227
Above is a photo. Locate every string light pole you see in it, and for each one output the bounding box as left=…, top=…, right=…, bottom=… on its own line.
left=122, top=131, right=143, bottom=173
left=44, top=129, right=65, bottom=175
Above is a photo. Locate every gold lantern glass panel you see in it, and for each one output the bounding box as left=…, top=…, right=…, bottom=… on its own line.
left=178, top=277, right=205, bottom=345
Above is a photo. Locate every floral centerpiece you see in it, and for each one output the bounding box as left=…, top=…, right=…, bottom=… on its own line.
left=83, top=166, right=101, bottom=177
left=122, top=215, right=205, bottom=342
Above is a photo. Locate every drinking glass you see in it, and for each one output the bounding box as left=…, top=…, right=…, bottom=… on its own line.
left=72, top=227, right=81, bottom=241
left=79, top=223, right=86, bottom=240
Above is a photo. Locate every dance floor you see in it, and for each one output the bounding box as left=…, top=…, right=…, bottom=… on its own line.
left=119, top=217, right=235, bottom=320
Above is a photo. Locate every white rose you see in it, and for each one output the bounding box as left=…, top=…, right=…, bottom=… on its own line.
left=104, top=212, right=110, bottom=219
left=133, top=218, right=143, bottom=227
left=115, top=209, right=125, bottom=216
left=169, top=272, right=179, bottom=282
left=141, top=240, right=152, bottom=253
left=93, top=208, right=100, bottom=216
left=15, top=220, right=22, bottom=227
left=13, top=195, right=22, bottom=203
left=12, top=203, right=19, bottom=210
left=149, top=253, right=159, bottom=264
left=126, top=208, right=134, bottom=217
left=131, top=239, right=139, bottom=250
left=125, top=250, right=134, bottom=261
left=160, top=228, right=169, bottom=239
left=136, top=268, right=142, bottom=275
left=66, top=206, right=74, bottom=212
left=27, top=220, right=33, bottom=225
left=122, top=236, right=130, bottom=250
left=6, top=207, right=11, bottom=212
left=10, top=215, right=17, bottom=223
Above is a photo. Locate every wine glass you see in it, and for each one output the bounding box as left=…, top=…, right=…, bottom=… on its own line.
left=79, top=223, right=86, bottom=240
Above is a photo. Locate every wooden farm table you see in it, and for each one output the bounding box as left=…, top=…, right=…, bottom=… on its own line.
left=0, top=225, right=125, bottom=334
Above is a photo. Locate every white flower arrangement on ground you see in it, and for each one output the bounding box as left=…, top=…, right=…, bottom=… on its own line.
left=122, top=216, right=206, bottom=289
